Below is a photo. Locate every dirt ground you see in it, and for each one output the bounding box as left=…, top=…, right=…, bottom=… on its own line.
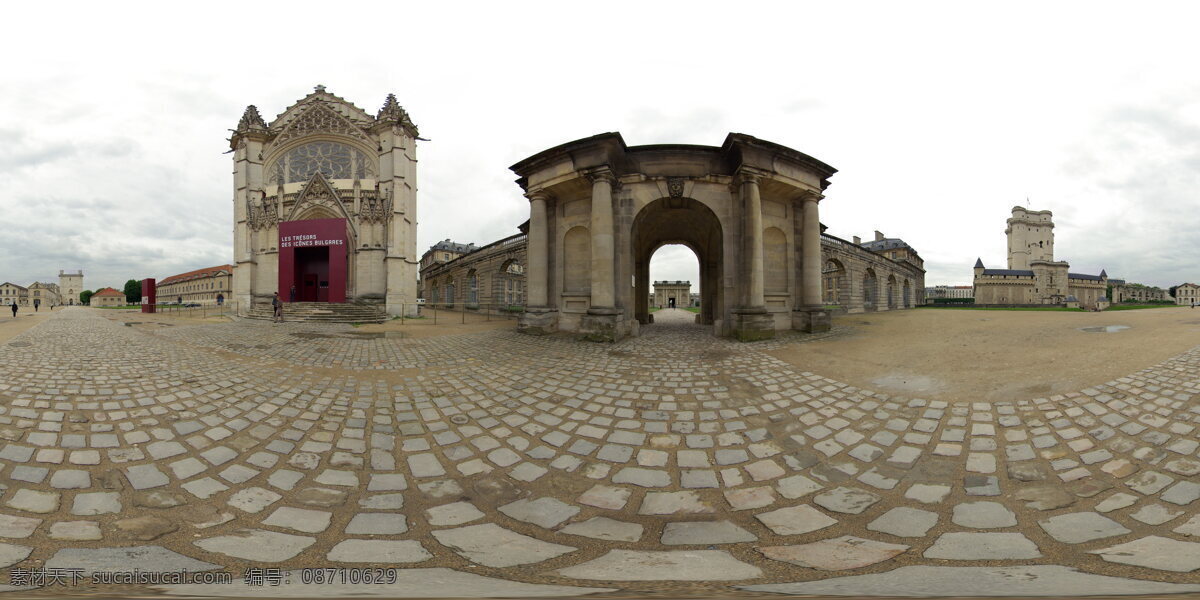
left=768, top=306, right=1200, bottom=402
left=353, top=312, right=516, bottom=338
left=0, top=308, right=58, bottom=344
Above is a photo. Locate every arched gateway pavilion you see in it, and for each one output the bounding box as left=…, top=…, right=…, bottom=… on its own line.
left=513, top=133, right=836, bottom=342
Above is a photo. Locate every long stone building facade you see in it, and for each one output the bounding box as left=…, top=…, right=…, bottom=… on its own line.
left=973, top=207, right=1109, bottom=309
left=420, top=228, right=527, bottom=310
left=1109, top=280, right=1168, bottom=303
left=230, top=86, right=420, bottom=317
left=422, top=200, right=924, bottom=331
left=158, top=265, right=233, bottom=305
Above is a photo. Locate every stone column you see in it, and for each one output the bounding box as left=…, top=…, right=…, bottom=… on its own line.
left=518, top=190, right=558, bottom=335
left=801, top=195, right=822, bottom=308
left=581, top=168, right=623, bottom=341
left=743, top=174, right=765, bottom=308
left=795, top=191, right=832, bottom=332
left=527, top=191, right=549, bottom=308
left=589, top=169, right=616, bottom=309
left=731, top=171, right=773, bottom=341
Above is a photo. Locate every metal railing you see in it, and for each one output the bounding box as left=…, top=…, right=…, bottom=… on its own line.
left=395, top=302, right=524, bottom=325
left=138, top=302, right=239, bottom=319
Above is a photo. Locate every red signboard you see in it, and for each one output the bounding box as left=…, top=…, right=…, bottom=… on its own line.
left=278, top=218, right=348, bottom=303
left=141, top=278, right=156, bottom=313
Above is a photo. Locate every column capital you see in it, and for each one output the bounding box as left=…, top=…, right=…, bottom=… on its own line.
left=525, top=189, right=552, bottom=203
left=735, top=167, right=769, bottom=186
left=798, top=189, right=824, bottom=203
left=586, top=167, right=618, bottom=186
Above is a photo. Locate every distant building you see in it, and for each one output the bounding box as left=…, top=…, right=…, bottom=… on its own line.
left=859, top=230, right=925, bottom=270
left=925, top=285, right=973, bottom=302
left=973, top=207, right=1108, bottom=309
left=59, top=270, right=83, bottom=306
left=27, top=282, right=60, bottom=308
left=420, top=226, right=527, bottom=309
left=1109, top=280, right=1168, bottom=303
left=90, top=287, right=126, bottom=307
left=158, top=265, right=234, bottom=305
left=1175, top=283, right=1200, bottom=306
left=653, top=281, right=691, bottom=309
left=1, top=283, right=28, bottom=306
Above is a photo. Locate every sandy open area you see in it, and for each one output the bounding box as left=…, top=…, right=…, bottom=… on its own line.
left=768, top=306, right=1200, bottom=402
left=0, top=307, right=59, bottom=344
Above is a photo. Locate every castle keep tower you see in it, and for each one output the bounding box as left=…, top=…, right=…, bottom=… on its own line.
left=59, top=270, right=83, bottom=306
left=230, top=86, right=420, bottom=317
left=1006, top=207, right=1054, bottom=270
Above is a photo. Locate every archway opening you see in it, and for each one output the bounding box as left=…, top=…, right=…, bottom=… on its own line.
left=648, top=244, right=700, bottom=323
left=631, top=197, right=723, bottom=332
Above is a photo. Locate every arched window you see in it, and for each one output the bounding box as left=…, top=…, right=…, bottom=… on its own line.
left=467, top=270, right=478, bottom=305
left=267, top=141, right=376, bottom=185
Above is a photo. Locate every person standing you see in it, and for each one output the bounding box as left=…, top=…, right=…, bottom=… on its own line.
left=9, top=303, right=16, bottom=318
left=272, top=292, right=282, bottom=323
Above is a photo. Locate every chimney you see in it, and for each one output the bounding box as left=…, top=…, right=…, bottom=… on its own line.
left=874, top=230, right=885, bottom=242
left=852, top=236, right=861, bottom=245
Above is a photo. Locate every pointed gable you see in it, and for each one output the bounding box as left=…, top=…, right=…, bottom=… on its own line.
left=286, top=172, right=356, bottom=235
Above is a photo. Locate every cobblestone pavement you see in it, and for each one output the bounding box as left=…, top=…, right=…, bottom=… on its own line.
left=0, top=307, right=1199, bottom=596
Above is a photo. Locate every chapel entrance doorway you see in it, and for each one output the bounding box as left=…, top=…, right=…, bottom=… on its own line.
left=295, top=246, right=330, bottom=302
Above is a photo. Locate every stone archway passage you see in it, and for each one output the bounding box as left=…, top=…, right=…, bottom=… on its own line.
left=511, top=133, right=837, bottom=341
left=633, top=198, right=722, bottom=330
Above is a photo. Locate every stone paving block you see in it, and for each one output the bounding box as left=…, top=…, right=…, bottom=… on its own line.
left=327, top=540, right=432, bottom=563
left=662, top=521, right=756, bottom=545
left=1160, top=481, right=1200, bottom=506
left=195, top=529, right=315, bottom=562
left=49, top=470, right=90, bottom=490
left=952, top=502, right=1016, bottom=529
left=181, top=478, right=228, bottom=499
left=560, top=517, right=643, bottom=542
left=758, top=536, right=908, bottom=570
left=924, top=532, right=1041, bottom=560
left=49, top=521, right=102, bottom=541
left=558, top=549, right=762, bottom=581
left=124, top=465, right=169, bottom=490
left=1130, top=503, right=1184, bottom=525
left=1038, top=511, right=1129, bottom=544
left=262, top=507, right=333, bottom=534
left=904, top=483, right=951, bottom=504
left=576, top=485, right=630, bottom=510
left=499, top=497, right=580, bottom=529
left=227, top=487, right=282, bottom=513
left=0, top=514, right=41, bottom=538
left=681, top=469, right=719, bottom=489
left=755, top=505, right=838, bottom=535
left=426, top=502, right=484, bottom=527
left=1091, top=536, right=1200, bottom=572
left=639, top=491, right=714, bottom=515
left=724, top=486, right=775, bottom=511
left=611, top=467, right=670, bottom=488
left=432, top=523, right=576, bottom=567
left=813, top=487, right=880, bottom=515
left=868, top=507, right=938, bottom=537
left=6, top=489, right=59, bottom=514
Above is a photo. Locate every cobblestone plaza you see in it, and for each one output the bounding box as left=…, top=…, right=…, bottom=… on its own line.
left=0, top=307, right=1199, bottom=596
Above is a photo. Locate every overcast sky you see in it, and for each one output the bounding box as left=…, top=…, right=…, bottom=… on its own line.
left=3, top=1, right=1199, bottom=294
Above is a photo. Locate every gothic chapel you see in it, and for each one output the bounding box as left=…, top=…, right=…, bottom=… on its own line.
left=230, top=86, right=420, bottom=317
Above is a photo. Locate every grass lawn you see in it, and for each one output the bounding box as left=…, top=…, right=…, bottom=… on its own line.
left=1107, top=304, right=1180, bottom=311
left=917, top=305, right=1082, bottom=312
left=96, top=305, right=141, bottom=310
left=683, top=307, right=700, bottom=313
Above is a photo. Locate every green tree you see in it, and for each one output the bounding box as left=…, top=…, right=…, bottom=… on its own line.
left=123, top=279, right=141, bottom=304
left=79, top=290, right=94, bottom=305
left=1169, top=285, right=1178, bottom=298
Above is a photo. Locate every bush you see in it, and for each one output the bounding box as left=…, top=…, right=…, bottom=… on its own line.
left=932, top=297, right=974, bottom=305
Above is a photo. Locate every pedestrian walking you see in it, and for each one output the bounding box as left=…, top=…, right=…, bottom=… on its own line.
left=9, top=303, right=16, bottom=318
left=272, top=292, right=282, bottom=323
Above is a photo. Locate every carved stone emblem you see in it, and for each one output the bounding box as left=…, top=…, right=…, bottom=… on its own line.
left=667, top=177, right=685, bottom=198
